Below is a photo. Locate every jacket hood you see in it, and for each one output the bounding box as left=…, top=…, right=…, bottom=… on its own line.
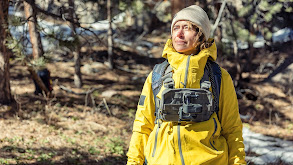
left=162, top=38, right=217, bottom=70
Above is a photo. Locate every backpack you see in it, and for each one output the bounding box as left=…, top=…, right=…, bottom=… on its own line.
left=33, top=68, right=53, bottom=95
left=151, top=59, right=222, bottom=121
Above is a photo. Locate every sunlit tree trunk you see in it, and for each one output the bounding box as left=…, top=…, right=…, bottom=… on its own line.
left=0, top=0, right=12, bottom=104
left=211, top=0, right=226, bottom=37
left=24, top=0, right=52, bottom=96
left=24, top=0, right=44, bottom=59
left=68, top=0, right=82, bottom=88
left=107, top=0, right=114, bottom=69
left=227, top=7, right=241, bottom=87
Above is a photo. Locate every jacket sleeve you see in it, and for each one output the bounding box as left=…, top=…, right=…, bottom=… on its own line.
left=219, top=69, right=247, bottom=165
left=127, top=73, right=156, bottom=165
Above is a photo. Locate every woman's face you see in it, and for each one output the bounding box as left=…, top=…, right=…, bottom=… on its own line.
left=172, top=21, right=198, bottom=54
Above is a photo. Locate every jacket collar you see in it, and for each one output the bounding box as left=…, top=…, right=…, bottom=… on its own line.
left=161, top=38, right=217, bottom=70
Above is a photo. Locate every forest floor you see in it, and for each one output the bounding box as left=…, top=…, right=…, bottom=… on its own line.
left=0, top=32, right=293, bottom=164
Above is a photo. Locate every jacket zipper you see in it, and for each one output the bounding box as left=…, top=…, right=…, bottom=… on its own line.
left=181, top=55, right=191, bottom=88
left=177, top=55, right=190, bottom=164
left=152, top=125, right=160, bottom=157
left=210, top=118, right=218, bottom=151
left=178, top=123, right=185, bottom=165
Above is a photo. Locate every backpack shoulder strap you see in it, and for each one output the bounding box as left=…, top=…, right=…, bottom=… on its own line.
left=151, top=60, right=169, bottom=117
left=205, top=60, right=222, bottom=117
left=210, top=60, right=222, bottom=103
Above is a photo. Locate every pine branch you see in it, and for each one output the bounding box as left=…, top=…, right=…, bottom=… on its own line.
left=22, top=0, right=80, bottom=27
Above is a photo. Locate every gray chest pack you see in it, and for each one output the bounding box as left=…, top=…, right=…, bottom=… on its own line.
left=151, top=59, right=222, bottom=123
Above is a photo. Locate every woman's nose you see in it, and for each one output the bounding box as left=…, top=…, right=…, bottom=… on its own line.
left=176, top=29, right=184, bottom=38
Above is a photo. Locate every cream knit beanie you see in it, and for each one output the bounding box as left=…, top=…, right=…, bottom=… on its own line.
left=171, top=5, right=211, bottom=41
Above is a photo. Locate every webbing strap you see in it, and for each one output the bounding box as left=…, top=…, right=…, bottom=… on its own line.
left=152, top=60, right=169, bottom=118
left=206, top=61, right=219, bottom=113
left=209, top=60, right=221, bottom=114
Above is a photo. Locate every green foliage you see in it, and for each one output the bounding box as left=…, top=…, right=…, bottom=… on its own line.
left=28, top=56, right=47, bottom=70
left=224, top=20, right=256, bottom=42
left=92, top=91, right=100, bottom=97
left=118, top=1, right=128, bottom=11
left=237, top=28, right=250, bottom=41
left=118, top=0, right=146, bottom=15
left=285, top=7, right=293, bottom=12
left=271, top=2, right=283, bottom=13
left=238, top=5, right=253, bottom=17
left=118, top=0, right=145, bottom=14
left=224, top=0, right=290, bottom=44
left=43, top=29, right=80, bottom=51
left=6, top=36, right=25, bottom=61
left=88, top=146, right=101, bottom=155
left=8, top=15, right=25, bottom=27
left=0, top=158, right=11, bottom=164
left=131, top=0, right=145, bottom=14
left=263, top=3, right=282, bottom=22
left=60, top=134, right=77, bottom=145
left=258, top=1, right=270, bottom=11
left=256, top=1, right=283, bottom=22
left=106, top=137, right=125, bottom=155
left=128, top=109, right=136, bottom=118
left=263, top=27, right=273, bottom=40
left=250, top=13, right=258, bottom=25
left=37, top=152, right=55, bottom=162
left=279, top=0, right=293, bottom=2
left=6, top=23, right=49, bottom=70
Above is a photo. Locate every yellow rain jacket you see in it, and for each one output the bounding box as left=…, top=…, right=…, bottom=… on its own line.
left=127, top=39, right=246, bottom=165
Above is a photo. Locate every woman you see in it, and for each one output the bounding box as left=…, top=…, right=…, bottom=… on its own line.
left=127, top=5, right=246, bottom=165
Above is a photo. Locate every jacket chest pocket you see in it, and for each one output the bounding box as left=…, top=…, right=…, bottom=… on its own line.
left=191, top=67, right=198, bottom=83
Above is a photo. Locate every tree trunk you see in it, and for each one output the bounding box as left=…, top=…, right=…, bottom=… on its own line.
left=211, top=0, right=226, bottom=37
left=24, top=0, right=52, bottom=96
left=0, top=0, right=12, bottom=104
left=68, top=0, right=82, bottom=88
left=226, top=3, right=242, bottom=87
left=23, top=0, right=44, bottom=59
left=27, top=66, right=49, bottom=95
left=229, top=18, right=241, bottom=87
left=171, top=0, right=194, bottom=17
left=107, top=0, right=114, bottom=69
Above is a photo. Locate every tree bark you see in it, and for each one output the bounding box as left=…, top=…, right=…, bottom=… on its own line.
left=211, top=0, right=226, bottom=37
left=0, top=0, right=12, bottom=104
left=23, top=0, right=44, bottom=59
left=227, top=8, right=242, bottom=87
left=68, top=0, right=82, bottom=88
left=24, top=0, right=53, bottom=96
left=171, top=0, right=194, bottom=17
left=107, top=0, right=114, bottom=69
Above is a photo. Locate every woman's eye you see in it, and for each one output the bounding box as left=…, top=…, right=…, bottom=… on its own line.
left=183, top=26, right=189, bottom=30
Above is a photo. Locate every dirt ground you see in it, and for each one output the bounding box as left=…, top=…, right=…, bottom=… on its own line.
left=1, top=34, right=293, bottom=164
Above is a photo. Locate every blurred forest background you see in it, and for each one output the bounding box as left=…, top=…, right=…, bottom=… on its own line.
left=0, top=0, right=293, bottom=164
